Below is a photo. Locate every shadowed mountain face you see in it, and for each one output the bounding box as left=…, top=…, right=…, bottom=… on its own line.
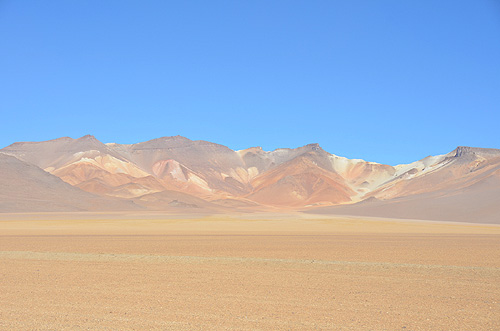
left=0, top=153, right=140, bottom=212
left=1, top=137, right=499, bottom=223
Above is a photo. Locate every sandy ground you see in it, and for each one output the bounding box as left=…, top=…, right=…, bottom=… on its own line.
left=1, top=212, right=499, bottom=330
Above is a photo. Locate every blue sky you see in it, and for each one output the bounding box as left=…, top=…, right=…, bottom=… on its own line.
left=1, top=1, right=499, bottom=165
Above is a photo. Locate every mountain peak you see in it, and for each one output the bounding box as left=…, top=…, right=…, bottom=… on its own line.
left=141, top=135, right=192, bottom=144
left=453, top=146, right=500, bottom=158
left=78, top=134, right=98, bottom=141
left=162, top=135, right=191, bottom=141
left=1, top=135, right=500, bottom=218
left=305, top=143, right=322, bottom=151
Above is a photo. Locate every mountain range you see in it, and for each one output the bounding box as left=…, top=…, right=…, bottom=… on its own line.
left=1, top=135, right=499, bottom=223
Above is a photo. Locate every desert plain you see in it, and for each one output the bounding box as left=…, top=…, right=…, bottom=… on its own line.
left=1, top=212, right=499, bottom=330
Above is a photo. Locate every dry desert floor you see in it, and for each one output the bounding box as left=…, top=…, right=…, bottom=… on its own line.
left=0, top=212, right=499, bottom=330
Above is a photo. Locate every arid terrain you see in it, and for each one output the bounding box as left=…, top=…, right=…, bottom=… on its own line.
left=1, top=136, right=499, bottom=329
left=1, top=136, right=499, bottom=223
left=1, top=212, right=499, bottom=330
left=3, top=0, right=499, bottom=329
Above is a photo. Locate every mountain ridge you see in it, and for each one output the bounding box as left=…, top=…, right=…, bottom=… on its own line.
left=1, top=136, right=499, bottom=223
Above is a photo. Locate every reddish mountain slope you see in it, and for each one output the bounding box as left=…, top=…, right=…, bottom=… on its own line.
left=1, top=136, right=499, bottom=221
left=0, top=153, right=139, bottom=212
left=248, top=152, right=354, bottom=206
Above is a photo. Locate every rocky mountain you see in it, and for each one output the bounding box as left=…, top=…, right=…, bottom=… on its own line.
left=310, top=147, right=500, bottom=223
left=1, top=136, right=499, bottom=223
left=0, top=153, right=140, bottom=212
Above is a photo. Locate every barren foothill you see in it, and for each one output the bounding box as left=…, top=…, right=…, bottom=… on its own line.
left=3, top=137, right=500, bottom=224
left=1, top=213, right=499, bottom=330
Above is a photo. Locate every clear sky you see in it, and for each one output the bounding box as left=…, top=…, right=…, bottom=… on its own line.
left=1, top=1, right=499, bottom=165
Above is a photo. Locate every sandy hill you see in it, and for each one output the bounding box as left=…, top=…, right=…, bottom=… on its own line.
left=1, top=136, right=499, bottom=222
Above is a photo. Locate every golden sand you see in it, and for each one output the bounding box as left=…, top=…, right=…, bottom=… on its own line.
left=1, top=213, right=499, bottom=330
